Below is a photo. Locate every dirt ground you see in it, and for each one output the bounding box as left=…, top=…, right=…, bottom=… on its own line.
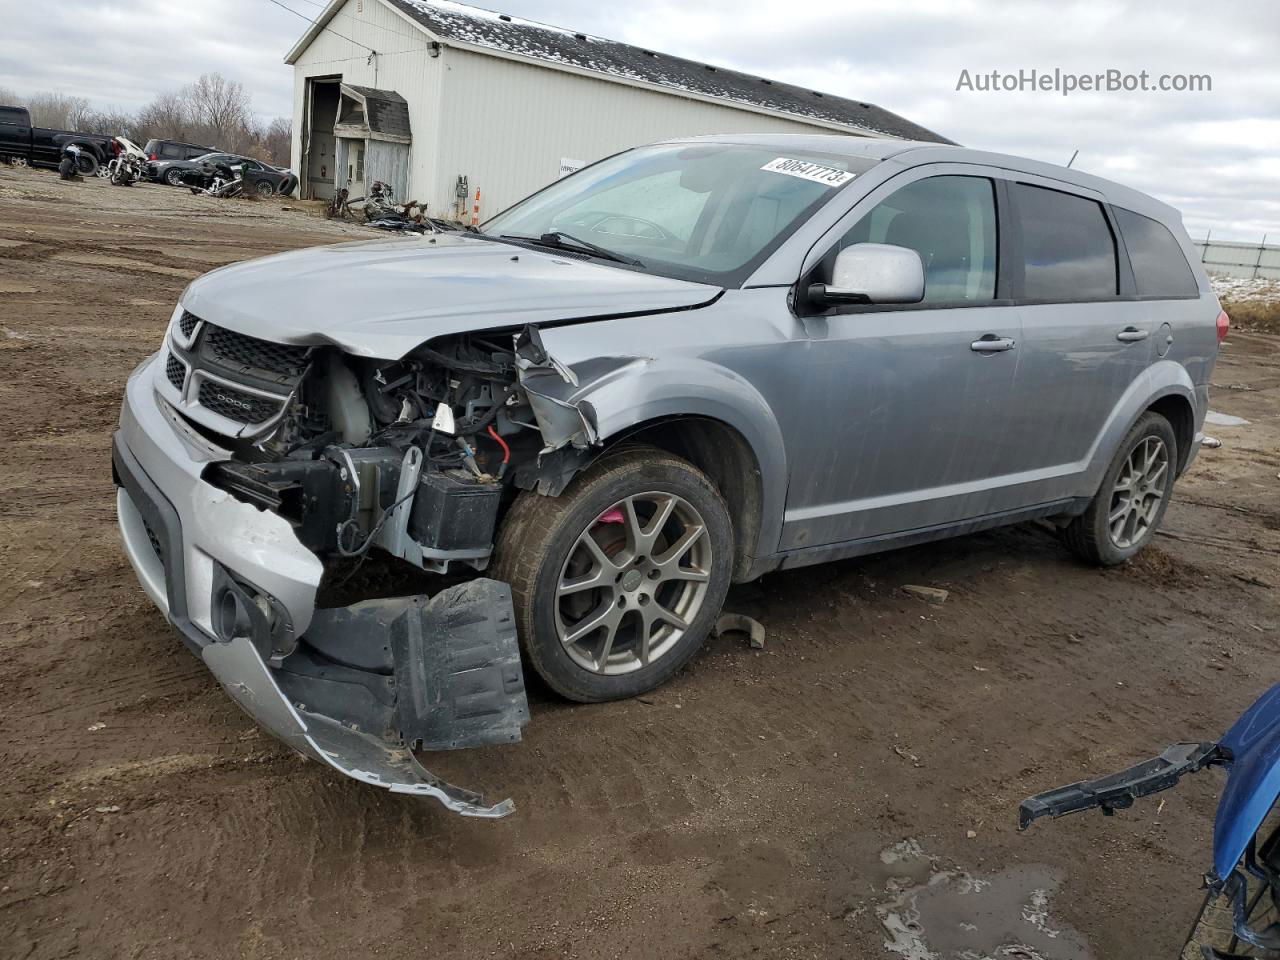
left=2, top=164, right=1278, bottom=960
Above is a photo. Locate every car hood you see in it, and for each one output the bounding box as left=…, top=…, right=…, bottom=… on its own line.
left=180, top=234, right=722, bottom=359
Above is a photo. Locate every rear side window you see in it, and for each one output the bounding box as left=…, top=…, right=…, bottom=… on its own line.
left=160, top=144, right=182, bottom=159
left=1014, top=183, right=1117, bottom=300
left=1114, top=207, right=1198, bottom=297
left=0, top=106, right=27, bottom=125
left=835, top=175, right=998, bottom=302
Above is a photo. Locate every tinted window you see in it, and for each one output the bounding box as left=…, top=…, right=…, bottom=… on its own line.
left=1115, top=207, right=1198, bottom=297
left=1015, top=183, right=1117, bottom=299
left=0, top=106, right=27, bottom=126
left=185, top=146, right=210, bottom=159
left=835, top=176, right=997, bottom=302
left=160, top=144, right=183, bottom=159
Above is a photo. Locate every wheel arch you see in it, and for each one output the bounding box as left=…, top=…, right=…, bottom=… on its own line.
left=601, top=415, right=765, bottom=581
left=525, top=355, right=789, bottom=581
left=1084, top=360, right=1199, bottom=491
left=1146, top=393, right=1196, bottom=476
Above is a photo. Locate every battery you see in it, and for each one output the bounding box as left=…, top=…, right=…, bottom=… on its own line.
left=409, top=468, right=503, bottom=552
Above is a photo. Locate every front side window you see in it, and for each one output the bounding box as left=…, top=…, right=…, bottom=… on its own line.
left=831, top=175, right=998, bottom=302
left=1114, top=207, right=1198, bottom=298
left=1015, top=183, right=1117, bottom=300
left=485, top=142, right=877, bottom=285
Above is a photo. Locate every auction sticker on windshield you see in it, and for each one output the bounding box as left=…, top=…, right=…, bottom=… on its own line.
left=760, top=157, right=855, bottom=186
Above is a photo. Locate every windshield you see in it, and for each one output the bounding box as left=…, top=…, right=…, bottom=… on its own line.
left=484, top=142, right=876, bottom=285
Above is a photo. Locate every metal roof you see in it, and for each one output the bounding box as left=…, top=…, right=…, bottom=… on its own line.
left=331, top=0, right=953, bottom=143
left=339, top=84, right=412, bottom=140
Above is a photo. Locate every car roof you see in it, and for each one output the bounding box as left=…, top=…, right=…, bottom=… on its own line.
left=663, top=134, right=1181, bottom=224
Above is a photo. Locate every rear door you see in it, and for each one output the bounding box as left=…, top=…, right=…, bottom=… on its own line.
left=782, top=167, right=1024, bottom=548
left=999, top=179, right=1152, bottom=504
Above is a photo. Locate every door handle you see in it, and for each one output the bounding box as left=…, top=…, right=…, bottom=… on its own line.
left=1116, top=327, right=1150, bottom=342
left=970, top=335, right=1016, bottom=353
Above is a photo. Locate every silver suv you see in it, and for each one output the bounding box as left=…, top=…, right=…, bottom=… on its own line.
left=113, top=135, right=1226, bottom=814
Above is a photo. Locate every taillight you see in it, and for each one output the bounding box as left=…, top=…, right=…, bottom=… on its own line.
left=149, top=153, right=158, bottom=161
left=1216, top=309, right=1230, bottom=344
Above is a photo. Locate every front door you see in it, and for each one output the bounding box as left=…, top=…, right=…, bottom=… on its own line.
left=781, top=171, right=1024, bottom=550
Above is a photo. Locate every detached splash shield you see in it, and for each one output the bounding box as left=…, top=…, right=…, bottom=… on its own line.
left=206, top=579, right=529, bottom=817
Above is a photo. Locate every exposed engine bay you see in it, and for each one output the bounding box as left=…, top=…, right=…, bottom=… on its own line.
left=193, top=322, right=593, bottom=587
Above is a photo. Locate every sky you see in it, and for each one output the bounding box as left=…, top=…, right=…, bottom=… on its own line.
left=1, top=0, right=1276, bottom=241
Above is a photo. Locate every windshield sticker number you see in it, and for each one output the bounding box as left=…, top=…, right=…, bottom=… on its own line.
left=760, top=157, right=855, bottom=186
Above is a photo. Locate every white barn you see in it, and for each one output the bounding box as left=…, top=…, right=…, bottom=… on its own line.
left=285, top=0, right=949, bottom=217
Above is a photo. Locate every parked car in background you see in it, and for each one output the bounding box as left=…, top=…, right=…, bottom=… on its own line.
left=143, top=138, right=217, bottom=175
left=114, top=135, right=1225, bottom=813
left=151, top=151, right=296, bottom=196
left=0, top=105, right=116, bottom=175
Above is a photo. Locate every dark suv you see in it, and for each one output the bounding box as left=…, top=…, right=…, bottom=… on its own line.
left=142, top=139, right=217, bottom=177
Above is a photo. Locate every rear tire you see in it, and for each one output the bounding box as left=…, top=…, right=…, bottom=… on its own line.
left=1062, top=411, right=1177, bottom=566
left=165, top=167, right=184, bottom=186
left=493, top=446, right=733, bottom=703
left=255, top=179, right=275, bottom=197
left=74, top=152, right=98, bottom=177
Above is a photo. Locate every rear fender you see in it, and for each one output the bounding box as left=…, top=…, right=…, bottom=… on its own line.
left=1082, top=359, right=1198, bottom=492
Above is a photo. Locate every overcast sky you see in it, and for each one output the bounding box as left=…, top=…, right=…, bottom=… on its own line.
left=2, top=0, right=1276, bottom=240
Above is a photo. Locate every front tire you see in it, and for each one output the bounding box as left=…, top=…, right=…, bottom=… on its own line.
left=493, top=446, right=733, bottom=703
left=1063, top=411, right=1177, bottom=566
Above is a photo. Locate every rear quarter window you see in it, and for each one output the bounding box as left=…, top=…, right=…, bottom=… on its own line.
left=1014, top=183, right=1118, bottom=300
left=1114, top=207, right=1199, bottom=297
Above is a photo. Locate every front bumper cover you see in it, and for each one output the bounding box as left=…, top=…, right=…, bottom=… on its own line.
left=113, top=424, right=527, bottom=818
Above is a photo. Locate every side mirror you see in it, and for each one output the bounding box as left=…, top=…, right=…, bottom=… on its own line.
left=808, top=243, right=925, bottom=307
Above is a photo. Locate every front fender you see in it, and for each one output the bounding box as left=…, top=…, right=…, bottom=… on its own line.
left=1082, top=359, right=1199, bottom=492
left=536, top=354, right=788, bottom=566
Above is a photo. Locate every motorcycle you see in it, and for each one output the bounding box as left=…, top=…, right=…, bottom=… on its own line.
left=179, top=158, right=244, bottom=198
left=57, top=143, right=84, bottom=181
left=106, top=137, right=148, bottom=186
left=1021, top=683, right=1280, bottom=957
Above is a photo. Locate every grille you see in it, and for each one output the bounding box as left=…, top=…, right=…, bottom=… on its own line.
left=178, top=310, right=200, bottom=338
left=165, top=353, right=186, bottom=392
left=197, top=380, right=283, bottom=424
left=204, top=325, right=310, bottom=378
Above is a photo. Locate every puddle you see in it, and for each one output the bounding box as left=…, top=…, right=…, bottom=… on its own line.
left=876, top=841, right=1092, bottom=960
left=1205, top=411, right=1250, bottom=427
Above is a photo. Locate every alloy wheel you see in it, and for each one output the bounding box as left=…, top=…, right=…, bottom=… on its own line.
left=555, top=492, right=712, bottom=675
left=1108, top=436, right=1169, bottom=549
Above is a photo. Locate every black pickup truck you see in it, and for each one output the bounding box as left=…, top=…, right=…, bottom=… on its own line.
left=0, top=105, right=116, bottom=175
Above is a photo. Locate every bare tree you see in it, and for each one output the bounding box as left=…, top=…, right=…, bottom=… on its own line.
left=263, top=117, right=292, bottom=167
left=25, top=92, right=92, bottom=130
left=184, top=73, right=252, bottom=143
left=133, top=91, right=194, bottom=144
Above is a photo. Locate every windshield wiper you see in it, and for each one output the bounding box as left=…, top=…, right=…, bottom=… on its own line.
left=499, top=231, right=644, bottom=267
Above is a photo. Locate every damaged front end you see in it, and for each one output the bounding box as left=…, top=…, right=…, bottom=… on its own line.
left=119, top=310, right=600, bottom=815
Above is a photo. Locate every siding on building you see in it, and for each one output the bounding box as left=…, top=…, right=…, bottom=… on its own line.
left=291, top=0, right=891, bottom=217
left=291, top=0, right=443, bottom=201
left=431, top=45, right=865, bottom=219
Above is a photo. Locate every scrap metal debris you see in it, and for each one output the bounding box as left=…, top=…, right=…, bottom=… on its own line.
left=902, top=584, right=949, bottom=604
left=715, top=612, right=766, bottom=649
